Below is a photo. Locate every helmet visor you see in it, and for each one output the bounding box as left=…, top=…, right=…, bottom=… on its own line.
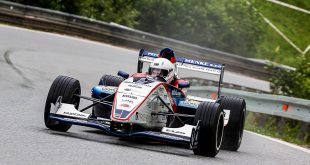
left=150, top=68, right=168, bottom=77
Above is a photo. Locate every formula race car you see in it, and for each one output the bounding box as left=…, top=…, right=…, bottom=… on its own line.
left=44, top=49, right=246, bottom=157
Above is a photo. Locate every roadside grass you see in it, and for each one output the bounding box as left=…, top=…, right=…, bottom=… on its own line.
left=278, top=0, right=310, bottom=11
left=245, top=112, right=310, bottom=148
left=252, top=0, right=310, bottom=65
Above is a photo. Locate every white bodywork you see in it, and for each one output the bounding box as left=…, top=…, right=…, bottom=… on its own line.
left=162, top=124, right=196, bottom=138
left=50, top=101, right=90, bottom=119
left=111, top=77, right=173, bottom=129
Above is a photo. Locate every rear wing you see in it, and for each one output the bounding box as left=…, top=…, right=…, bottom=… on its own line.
left=138, top=50, right=224, bottom=75
left=137, top=49, right=225, bottom=98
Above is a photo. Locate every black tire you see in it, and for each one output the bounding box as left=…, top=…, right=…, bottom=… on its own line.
left=44, top=75, right=81, bottom=132
left=192, top=102, right=224, bottom=157
left=98, top=75, right=124, bottom=86
left=220, top=96, right=246, bottom=151
left=93, top=75, right=123, bottom=118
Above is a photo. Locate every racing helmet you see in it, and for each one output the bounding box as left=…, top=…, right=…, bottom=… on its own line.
left=148, top=58, right=175, bottom=83
left=159, top=48, right=176, bottom=63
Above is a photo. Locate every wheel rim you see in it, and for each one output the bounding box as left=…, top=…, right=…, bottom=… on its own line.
left=72, top=88, right=81, bottom=109
left=238, top=107, right=246, bottom=144
left=216, top=113, right=224, bottom=150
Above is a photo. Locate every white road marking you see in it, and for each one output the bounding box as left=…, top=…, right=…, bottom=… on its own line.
left=303, top=44, right=310, bottom=55
left=267, top=0, right=310, bottom=15
left=246, top=1, right=309, bottom=55
left=245, top=130, right=310, bottom=154
left=260, top=15, right=304, bottom=54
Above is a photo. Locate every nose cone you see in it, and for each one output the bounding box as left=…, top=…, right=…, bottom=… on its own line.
left=112, top=93, right=145, bottom=120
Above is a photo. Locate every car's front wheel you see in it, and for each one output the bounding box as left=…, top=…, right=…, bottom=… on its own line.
left=44, top=75, right=81, bottom=132
left=191, top=102, right=224, bottom=157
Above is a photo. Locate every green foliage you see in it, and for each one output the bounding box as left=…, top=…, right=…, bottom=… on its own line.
left=251, top=0, right=310, bottom=99
left=279, top=0, right=310, bottom=11
left=8, top=0, right=139, bottom=27
left=134, top=0, right=263, bottom=57
left=79, top=0, right=138, bottom=27
left=270, top=56, right=310, bottom=99
left=252, top=0, right=310, bottom=66
left=9, top=0, right=84, bottom=13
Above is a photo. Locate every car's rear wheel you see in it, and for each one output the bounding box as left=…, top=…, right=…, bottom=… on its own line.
left=220, top=96, right=246, bottom=151
left=191, top=102, right=224, bottom=157
left=98, top=75, right=124, bottom=86
left=44, top=75, right=81, bottom=132
left=93, top=75, right=124, bottom=118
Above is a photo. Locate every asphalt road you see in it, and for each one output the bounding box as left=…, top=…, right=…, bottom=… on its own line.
left=0, top=25, right=309, bottom=164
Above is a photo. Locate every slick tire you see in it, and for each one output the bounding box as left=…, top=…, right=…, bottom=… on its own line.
left=44, top=75, right=81, bottom=132
left=192, top=102, right=224, bottom=157
left=93, top=75, right=124, bottom=118
left=98, top=75, right=124, bottom=86
left=220, top=96, right=246, bottom=151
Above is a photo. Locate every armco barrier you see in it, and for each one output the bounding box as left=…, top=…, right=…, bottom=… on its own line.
left=0, top=1, right=294, bottom=80
left=188, top=86, right=310, bottom=123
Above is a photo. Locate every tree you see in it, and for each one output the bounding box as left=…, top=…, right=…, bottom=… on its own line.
left=134, top=0, right=263, bottom=57
left=9, top=0, right=84, bottom=13
left=8, top=0, right=138, bottom=27
left=270, top=56, right=310, bottom=99
left=79, top=0, right=138, bottom=27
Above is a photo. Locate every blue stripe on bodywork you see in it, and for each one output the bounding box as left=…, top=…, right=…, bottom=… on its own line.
left=120, top=110, right=130, bottom=118
left=177, top=101, right=199, bottom=109
left=92, top=86, right=114, bottom=99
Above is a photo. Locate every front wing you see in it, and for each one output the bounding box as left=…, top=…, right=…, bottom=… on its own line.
left=48, top=103, right=191, bottom=144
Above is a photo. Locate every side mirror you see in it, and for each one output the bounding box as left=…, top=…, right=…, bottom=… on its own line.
left=117, top=70, right=129, bottom=79
left=178, top=81, right=190, bottom=88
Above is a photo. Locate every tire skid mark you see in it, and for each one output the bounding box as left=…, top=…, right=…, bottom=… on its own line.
left=3, top=49, right=34, bottom=88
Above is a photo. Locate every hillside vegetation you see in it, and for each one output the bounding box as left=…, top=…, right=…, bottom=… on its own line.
left=252, top=0, right=310, bottom=65
left=7, top=0, right=310, bottom=99
left=251, top=0, right=309, bottom=99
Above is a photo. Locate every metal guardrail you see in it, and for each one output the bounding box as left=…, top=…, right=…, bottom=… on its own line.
left=188, top=86, right=310, bottom=123
left=0, top=1, right=294, bottom=80
left=185, top=78, right=269, bottom=93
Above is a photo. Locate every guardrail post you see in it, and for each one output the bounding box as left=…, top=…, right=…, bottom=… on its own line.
left=258, top=113, right=268, bottom=127
left=276, top=117, right=286, bottom=134
left=297, top=122, right=309, bottom=141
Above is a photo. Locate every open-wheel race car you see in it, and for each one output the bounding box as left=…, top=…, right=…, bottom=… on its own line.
left=44, top=49, right=246, bottom=157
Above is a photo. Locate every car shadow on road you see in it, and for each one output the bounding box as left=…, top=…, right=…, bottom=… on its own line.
left=42, top=128, right=224, bottom=160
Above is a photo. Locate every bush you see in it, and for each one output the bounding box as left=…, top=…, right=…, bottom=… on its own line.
left=270, top=56, right=310, bottom=99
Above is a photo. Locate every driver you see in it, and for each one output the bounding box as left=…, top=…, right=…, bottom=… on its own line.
left=132, top=48, right=189, bottom=88
left=148, top=58, right=175, bottom=83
